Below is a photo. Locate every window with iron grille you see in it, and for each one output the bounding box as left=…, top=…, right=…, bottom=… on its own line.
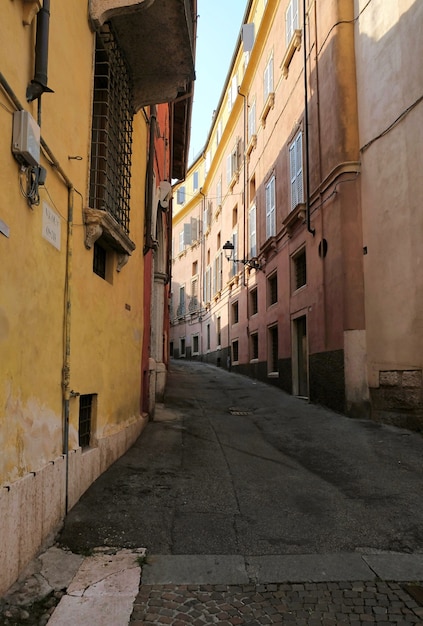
left=250, top=332, right=259, bottom=360
left=268, top=325, right=279, bottom=373
left=79, top=394, right=95, bottom=448
left=232, top=301, right=239, bottom=324
left=250, top=287, right=258, bottom=315
left=89, top=25, right=133, bottom=235
left=232, top=339, right=239, bottom=363
left=192, top=334, right=199, bottom=354
left=293, top=248, right=307, bottom=290
left=268, top=272, right=278, bottom=306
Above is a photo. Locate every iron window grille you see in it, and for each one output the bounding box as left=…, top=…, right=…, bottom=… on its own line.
left=89, top=24, right=133, bottom=235
left=268, top=273, right=278, bottom=306
left=79, top=394, right=94, bottom=448
left=251, top=333, right=259, bottom=360
left=269, top=325, right=279, bottom=373
left=250, top=287, right=258, bottom=315
left=294, top=249, right=307, bottom=289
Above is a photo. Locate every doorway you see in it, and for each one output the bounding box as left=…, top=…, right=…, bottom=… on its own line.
left=293, top=315, right=308, bottom=397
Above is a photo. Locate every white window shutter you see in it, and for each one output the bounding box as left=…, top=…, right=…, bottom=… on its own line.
left=183, top=222, right=192, bottom=246
left=296, top=133, right=303, bottom=204
left=191, top=217, right=198, bottom=242
left=286, top=2, right=293, bottom=46
left=289, top=141, right=297, bottom=210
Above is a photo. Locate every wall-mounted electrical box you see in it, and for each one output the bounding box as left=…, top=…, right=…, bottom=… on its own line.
left=12, top=110, right=40, bottom=167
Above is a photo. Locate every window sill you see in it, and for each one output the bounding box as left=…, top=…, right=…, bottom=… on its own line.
left=246, top=134, right=257, bottom=157
left=282, top=203, right=306, bottom=237
left=84, top=208, right=135, bottom=272
left=281, top=29, right=302, bottom=78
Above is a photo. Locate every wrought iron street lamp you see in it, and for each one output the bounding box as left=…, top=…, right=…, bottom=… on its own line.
left=222, top=240, right=262, bottom=271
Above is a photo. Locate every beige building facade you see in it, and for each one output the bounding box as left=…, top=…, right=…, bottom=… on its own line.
left=171, top=0, right=422, bottom=430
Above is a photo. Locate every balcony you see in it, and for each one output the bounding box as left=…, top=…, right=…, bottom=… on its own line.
left=90, top=0, right=196, bottom=108
left=90, top=0, right=196, bottom=178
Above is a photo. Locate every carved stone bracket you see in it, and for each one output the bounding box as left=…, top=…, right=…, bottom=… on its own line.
left=84, top=208, right=136, bottom=270
left=281, top=29, right=302, bottom=78
left=22, top=0, right=41, bottom=26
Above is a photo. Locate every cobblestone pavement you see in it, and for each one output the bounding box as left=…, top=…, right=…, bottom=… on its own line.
left=130, top=581, right=423, bottom=626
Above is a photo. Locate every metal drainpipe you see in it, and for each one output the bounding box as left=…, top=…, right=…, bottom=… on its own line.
left=27, top=0, right=54, bottom=105
left=0, top=73, right=74, bottom=514
left=40, top=139, right=74, bottom=514
left=303, top=0, right=315, bottom=237
left=144, top=105, right=157, bottom=255
left=238, top=88, right=248, bottom=287
left=199, top=188, right=206, bottom=359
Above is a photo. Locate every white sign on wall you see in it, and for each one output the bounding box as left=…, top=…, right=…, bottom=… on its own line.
left=42, top=201, right=61, bottom=250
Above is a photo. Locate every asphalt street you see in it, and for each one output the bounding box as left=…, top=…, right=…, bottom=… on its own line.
left=59, top=359, right=423, bottom=557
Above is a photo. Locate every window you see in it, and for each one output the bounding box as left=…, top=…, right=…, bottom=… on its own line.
left=176, top=186, right=186, bottom=205
left=204, top=265, right=212, bottom=303
left=264, top=55, right=274, bottom=100
left=289, top=131, right=304, bottom=210
left=230, top=231, right=238, bottom=277
left=232, top=301, right=239, bottom=324
left=206, top=324, right=211, bottom=350
left=216, top=120, right=222, bottom=146
left=232, top=339, right=239, bottom=363
left=205, top=151, right=211, bottom=175
left=178, top=285, right=185, bottom=317
left=93, top=241, right=107, bottom=279
left=250, top=287, right=258, bottom=316
left=192, top=261, right=198, bottom=276
left=216, top=177, right=222, bottom=207
left=217, top=317, right=222, bottom=346
left=249, top=203, right=257, bottom=257
left=286, top=0, right=299, bottom=47
left=268, top=272, right=278, bottom=306
left=190, top=277, right=199, bottom=312
left=248, top=99, right=256, bottom=140
left=89, top=26, right=133, bottom=234
left=293, top=248, right=307, bottom=290
left=180, top=337, right=186, bottom=357
left=214, top=252, right=223, bottom=294
left=265, top=175, right=276, bottom=238
left=193, top=171, right=199, bottom=191
left=228, top=74, right=238, bottom=113
left=226, top=143, right=239, bottom=185
left=179, top=230, right=185, bottom=253
left=268, top=325, right=279, bottom=374
left=192, top=334, right=199, bottom=355
left=79, top=394, right=96, bottom=448
left=250, top=333, right=259, bottom=361
left=203, top=202, right=212, bottom=233
left=232, top=206, right=238, bottom=228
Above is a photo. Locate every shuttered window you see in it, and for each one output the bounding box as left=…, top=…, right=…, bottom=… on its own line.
left=289, top=132, right=304, bottom=210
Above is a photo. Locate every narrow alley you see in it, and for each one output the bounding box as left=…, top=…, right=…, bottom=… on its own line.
left=60, top=360, right=423, bottom=558
left=53, top=360, right=423, bottom=625
left=2, top=360, right=423, bottom=625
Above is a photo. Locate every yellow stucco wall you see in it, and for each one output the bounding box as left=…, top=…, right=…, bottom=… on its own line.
left=0, top=2, right=146, bottom=488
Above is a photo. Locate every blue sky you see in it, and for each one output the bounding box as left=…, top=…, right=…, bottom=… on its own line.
left=189, top=0, right=247, bottom=163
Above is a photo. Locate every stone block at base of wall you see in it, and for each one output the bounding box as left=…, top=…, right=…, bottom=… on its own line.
left=370, top=369, right=423, bottom=431
left=0, top=414, right=148, bottom=596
